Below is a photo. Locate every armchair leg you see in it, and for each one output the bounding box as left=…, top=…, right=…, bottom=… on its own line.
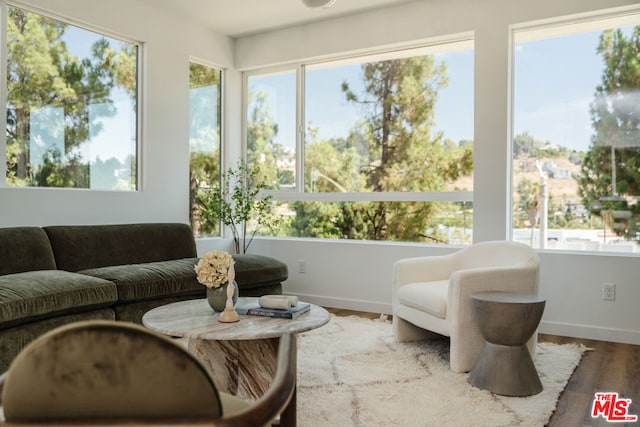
left=393, top=317, right=442, bottom=343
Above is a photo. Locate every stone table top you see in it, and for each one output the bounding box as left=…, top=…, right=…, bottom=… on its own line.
left=471, top=291, right=545, bottom=305
left=142, top=297, right=331, bottom=341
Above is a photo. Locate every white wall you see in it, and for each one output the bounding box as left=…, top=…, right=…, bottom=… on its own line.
left=0, top=0, right=234, bottom=226
left=1, top=0, right=639, bottom=345
left=229, top=0, right=640, bottom=345
left=209, top=238, right=639, bottom=346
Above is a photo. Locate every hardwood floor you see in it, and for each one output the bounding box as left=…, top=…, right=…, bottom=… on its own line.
left=326, top=308, right=640, bottom=427
left=542, top=334, right=640, bottom=427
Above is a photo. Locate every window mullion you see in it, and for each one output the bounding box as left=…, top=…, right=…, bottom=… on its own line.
left=263, top=190, right=473, bottom=203
left=0, top=2, right=7, bottom=187
left=296, top=64, right=305, bottom=193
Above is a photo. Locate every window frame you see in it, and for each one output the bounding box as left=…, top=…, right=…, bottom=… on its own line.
left=508, top=7, right=640, bottom=252
left=188, top=58, right=224, bottom=238
left=0, top=1, right=143, bottom=191
left=242, top=37, right=475, bottom=207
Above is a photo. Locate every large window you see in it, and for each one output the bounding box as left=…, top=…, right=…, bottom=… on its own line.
left=4, top=6, right=139, bottom=190
left=189, top=62, right=222, bottom=237
left=512, top=14, right=640, bottom=253
left=245, top=40, right=474, bottom=244
left=246, top=71, right=296, bottom=190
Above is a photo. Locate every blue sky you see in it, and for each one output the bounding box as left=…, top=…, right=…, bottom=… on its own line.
left=250, top=49, right=476, bottom=150
left=305, top=49, right=475, bottom=145
left=250, top=28, right=617, bottom=154
left=59, top=14, right=630, bottom=160
left=61, top=26, right=137, bottom=163
left=514, top=30, right=605, bottom=152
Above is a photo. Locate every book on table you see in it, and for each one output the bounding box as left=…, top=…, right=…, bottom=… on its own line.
left=234, top=300, right=311, bottom=319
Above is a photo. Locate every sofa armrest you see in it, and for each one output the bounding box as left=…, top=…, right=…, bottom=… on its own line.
left=448, top=265, right=539, bottom=326
left=0, top=227, right=57, bottom=275
left=392, top=253, right=459, bottom=306
left=445, top=264, right=539, bottom=372
left=393, top=252, right=458, bottom=288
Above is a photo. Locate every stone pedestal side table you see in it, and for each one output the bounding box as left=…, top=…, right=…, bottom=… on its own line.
left=143, top=297, right=330, bottom=401
left=469, top=291, right=546, bottom=397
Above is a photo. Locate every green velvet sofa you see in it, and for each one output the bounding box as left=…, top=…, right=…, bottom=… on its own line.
left=0, top=223, right=288, bottom=372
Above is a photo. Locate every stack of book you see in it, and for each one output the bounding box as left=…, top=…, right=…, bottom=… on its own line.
left=234, top=296, right=310, bottom=319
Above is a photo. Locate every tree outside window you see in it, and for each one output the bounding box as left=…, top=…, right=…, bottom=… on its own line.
left=5, top=6, right=138, bottom=190
left=513, top=16, right=640, bottom=252
left=246, top=43, right=474, bottom=244
left=189, top=62, right=222, bottom=237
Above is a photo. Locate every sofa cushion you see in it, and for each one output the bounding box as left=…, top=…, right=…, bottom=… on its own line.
left=79, top=258, right=204, bottom=303
left=44, top=223, right=197, bottom=272
left=113, top=296, right=202, bottom=324
left=232, top=254, right=288, bottom=289
left=0, top=227, right=57, bottom=276
left=397, top=280, right=449, bottom=319
left=0, top=271, right=117, bottom=329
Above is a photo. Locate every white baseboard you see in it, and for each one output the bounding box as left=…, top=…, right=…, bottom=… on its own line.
left=286, top=293, right=640, bottom=346
left=539, top=321, right=640, bottom=345
left=284, top=293, right=392, bottom=315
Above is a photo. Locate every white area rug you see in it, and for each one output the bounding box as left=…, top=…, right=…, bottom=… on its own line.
left=297, top=315, right=588, bottom=427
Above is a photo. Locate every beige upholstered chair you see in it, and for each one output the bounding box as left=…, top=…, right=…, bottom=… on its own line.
left=0, top=320, right=297, bottom=427
left=392, top=240, right=540, bottom=373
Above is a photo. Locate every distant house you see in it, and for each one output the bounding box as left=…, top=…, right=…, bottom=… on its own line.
left=550, top=168, right=571, bottom=179
left=541, top=160, right=557, bottom=171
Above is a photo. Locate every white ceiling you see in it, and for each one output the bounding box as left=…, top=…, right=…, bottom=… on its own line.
left=149, top=0, right=420, bottom=37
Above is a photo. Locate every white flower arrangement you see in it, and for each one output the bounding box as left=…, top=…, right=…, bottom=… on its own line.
left=194, top=250, right=234, bottom=288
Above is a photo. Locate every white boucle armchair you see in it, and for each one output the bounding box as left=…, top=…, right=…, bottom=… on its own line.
left=392, top=240, right=540, bottom=373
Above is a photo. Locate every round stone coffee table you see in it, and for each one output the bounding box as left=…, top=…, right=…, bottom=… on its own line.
left=469, top=291, right=546, bottom=397
left=143, top=297, right=330, bottom=400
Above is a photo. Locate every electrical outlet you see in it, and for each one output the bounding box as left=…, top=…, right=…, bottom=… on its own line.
left=298, top=260, right=306, bottom=274
left=603, top=282, right=616, bottom=301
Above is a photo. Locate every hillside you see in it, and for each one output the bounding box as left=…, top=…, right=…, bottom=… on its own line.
left=447, top=156, right=583, bottom=206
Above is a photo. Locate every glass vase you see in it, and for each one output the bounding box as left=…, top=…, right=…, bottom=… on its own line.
left=206, top=281, right=239, bottom=312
